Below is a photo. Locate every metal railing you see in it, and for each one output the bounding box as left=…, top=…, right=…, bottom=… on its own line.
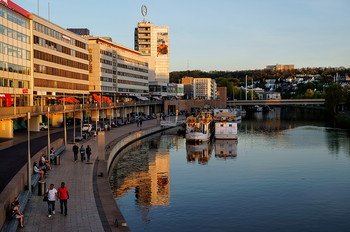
left=0, top=100, right=162, bottom=119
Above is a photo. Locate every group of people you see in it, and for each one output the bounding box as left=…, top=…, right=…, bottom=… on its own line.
left=33, top=147, right=56, bottom=180
left=136, top=117, right=143, bottom=127
left=45, top=182, right=69, bottom=218
left=72, top=144, right=92, bottom=162
left=8, top=183, right=69, bottom=227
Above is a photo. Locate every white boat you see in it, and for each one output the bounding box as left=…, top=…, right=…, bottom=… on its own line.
left=214, top=112, right=238, bottom=140
left=186, top=112, right=214, bottom=143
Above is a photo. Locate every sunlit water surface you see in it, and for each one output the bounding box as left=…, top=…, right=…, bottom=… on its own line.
left=109, top=109, right=350, bottom=232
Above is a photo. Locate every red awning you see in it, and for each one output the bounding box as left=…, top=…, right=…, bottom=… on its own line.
left=58, top=97, right=80, bottom=103
left=102, top=96, right=112, bottom=103
left=92, top=94, right=101, bottom=103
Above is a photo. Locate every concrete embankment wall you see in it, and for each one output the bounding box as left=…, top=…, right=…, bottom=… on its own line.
left=0, top=138, right=64, bottom=228
left=97, top=125, right=167, bottom=231
left=107, top=125, right=163, bottom=172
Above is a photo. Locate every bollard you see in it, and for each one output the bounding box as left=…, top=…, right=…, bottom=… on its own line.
left=55, top=155, right=60, bottom=165
left=38, top=181, right=46, bottom=196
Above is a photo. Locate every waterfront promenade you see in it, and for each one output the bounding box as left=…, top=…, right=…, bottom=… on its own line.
left=21, top=119, right=160, bottom=232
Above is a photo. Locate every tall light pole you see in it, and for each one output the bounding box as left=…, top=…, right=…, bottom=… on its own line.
left=73, top=111, right=76, bottom=144
left=47, top=107, right=51, bottom=155
left=27, top=112, right=31, bottom=193
left=245, top=75, right=248, bottom=101
left=63, top=105, right=67, bottom=145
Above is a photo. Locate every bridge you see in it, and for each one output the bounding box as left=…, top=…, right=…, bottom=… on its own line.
left=227, top=99, right=325, bottom=106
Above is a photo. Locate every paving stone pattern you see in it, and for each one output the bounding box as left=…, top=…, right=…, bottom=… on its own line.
left=23, top=119, right=160, bottom=232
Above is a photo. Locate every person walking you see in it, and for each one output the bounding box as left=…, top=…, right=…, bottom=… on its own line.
left=139, top=119, right=143, bottom=127
left=46, top=184, right=57, bottom=218
left=57, top=182, right=69, bottom=216
left=86, top=145, right=92, bottom=162
left=72, top=144, right=79, bottom=162
left=80, top=145, right=85, bottom=162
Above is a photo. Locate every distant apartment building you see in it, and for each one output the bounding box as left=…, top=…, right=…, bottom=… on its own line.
left=87, top=36, right=149, bottom=100
left=0, top=1, right=31, bottom=107
left=181, top=76, right=194, bottom=99
left=266, top=64, right=295, bottom=71
left=193, top=78, right=217, bottom=100
left=134, top=21, right=169, bottom=84
left=32, top=14, right=90, bottom=105
left=67, top=28, right=90, bottom=36
left=258, top=91, right=281, bottom=100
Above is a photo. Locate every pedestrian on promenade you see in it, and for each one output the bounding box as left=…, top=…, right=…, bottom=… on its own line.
left=93, top=131, right=97, bottom=141
left=136, top=118, right=140, bottom=127
left=72, top=144, right=79, bottom=162
left=46, top=184, right=57, bottom=218
left=86, top=145, right=92, bottom=162
left=80, top=145, right=85, bottom=162
left=57, top=182, right=69, bottom=216
left=140, top=119, right=143, bottom=127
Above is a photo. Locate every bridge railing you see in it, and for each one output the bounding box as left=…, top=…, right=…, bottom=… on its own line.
left=227, top=99, right=325, bottom=106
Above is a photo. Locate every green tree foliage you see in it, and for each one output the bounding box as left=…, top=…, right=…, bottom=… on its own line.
left=305, top=89, right=315, bottom=98
left=325, top=83, right=343, bottom=114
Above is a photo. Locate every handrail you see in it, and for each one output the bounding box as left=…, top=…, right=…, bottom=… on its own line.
left=0, top=100, right=162, bottom=119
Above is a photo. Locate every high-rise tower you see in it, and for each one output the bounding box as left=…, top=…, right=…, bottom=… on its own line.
left=135, top=12, right=169, bottom=83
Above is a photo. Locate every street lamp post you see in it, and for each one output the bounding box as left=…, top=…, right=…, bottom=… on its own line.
left=47, top=107, right=51, bottom=156
left=63, top=105, right=67, bottom=145
left=73, top=112, right=76, bottom=144
left=27, top=112, right=31, bottom=193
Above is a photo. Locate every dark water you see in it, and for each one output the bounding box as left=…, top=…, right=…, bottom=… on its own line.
left=109, top=108, right=350, bottom=232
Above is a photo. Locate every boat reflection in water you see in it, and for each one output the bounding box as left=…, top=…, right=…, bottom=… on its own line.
left=215, top=140, right=238, bottom=159
left=186, top=141, right=213, bottom=164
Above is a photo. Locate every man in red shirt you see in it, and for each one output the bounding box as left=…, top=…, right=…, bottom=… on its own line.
left=57, top=182, right=69, bottom=216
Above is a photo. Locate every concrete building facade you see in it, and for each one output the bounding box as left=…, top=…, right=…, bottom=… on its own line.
left=135, top=21, right=169, bottom=83
left=32, top=14, right=90, bottom=105
left=266, top=64, right=295, bottom=71
left=88, top=37, right=149, bottom=99
left=193, top=78, right=217, bottom=100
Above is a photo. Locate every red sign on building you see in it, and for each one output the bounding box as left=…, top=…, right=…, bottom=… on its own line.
left=0, top=0, right=30, bottom=18
left=22, top=89, right=28, bottom=94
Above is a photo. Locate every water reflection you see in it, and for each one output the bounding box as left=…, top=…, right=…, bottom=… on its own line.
left=110, top=133, right=183, bottom=210
left=110, top=107, right=350, bottom=232
left=186, top=142, right=213, bottom=164
left=215, top=140, right=238, bottom=159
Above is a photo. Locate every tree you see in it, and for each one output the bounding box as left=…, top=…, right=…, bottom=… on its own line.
left=325, top=83, right=343, bottom=114
left=305, top=89, right=315, bottom=98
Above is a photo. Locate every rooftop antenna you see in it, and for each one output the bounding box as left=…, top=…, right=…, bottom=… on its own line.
left=48, top=2, right=50, bottom=21
left=141, top=5, right=147, bottom=22
left=37, top=0, right=39, bottom=15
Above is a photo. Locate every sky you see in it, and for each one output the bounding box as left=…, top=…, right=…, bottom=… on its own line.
left=14, top=0, right=350, bottom=72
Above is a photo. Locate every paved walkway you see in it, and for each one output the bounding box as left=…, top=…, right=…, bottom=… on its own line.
left=23, top=119, right=160, bottom=232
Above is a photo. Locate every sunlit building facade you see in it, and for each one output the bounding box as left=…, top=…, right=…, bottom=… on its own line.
left=135, top=21, right=169, bottom=84
left=193, top=78, right=217, bottom=100
left=32, top=14, right=89, bottom=105
left=0, top=0, right=31, bottom=107
left=87, top=36, right=149, bottom=99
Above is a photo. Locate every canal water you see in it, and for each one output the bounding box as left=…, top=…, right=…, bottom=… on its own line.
left=109, top=108, right=350, bottom=232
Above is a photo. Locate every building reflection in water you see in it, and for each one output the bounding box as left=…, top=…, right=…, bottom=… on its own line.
left=111, top=133, right=184, bottom=213
left=215, top=140, right=238, bottom=159
left=186, top=142, right=213, bottom=164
